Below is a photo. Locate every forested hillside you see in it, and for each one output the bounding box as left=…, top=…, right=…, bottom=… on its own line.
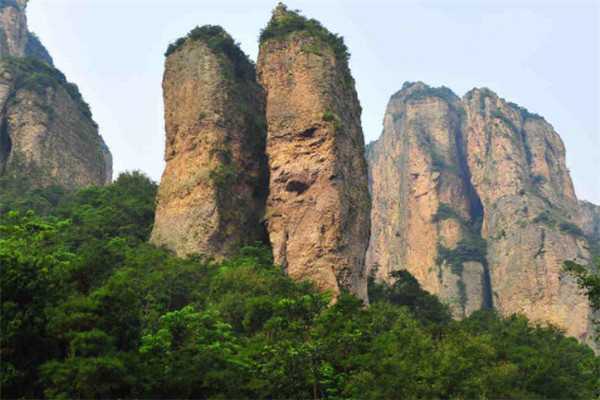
left=1, top=172, right=598, bottom=399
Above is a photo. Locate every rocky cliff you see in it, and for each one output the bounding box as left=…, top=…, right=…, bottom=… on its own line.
left=0, top=0, right=52, bottom=64
left=0, top=0, right=109, bottom=188
left=257, top=4, right=371, bottom=301
left=151, top=26, right=268, bottom=258
left=579, top=201, right=600, bottom=242
left=368, top=82, right=595, bottom=345
left=367, top=83, right=488, bottom=318
left=0, top=57, right=111, bottom=188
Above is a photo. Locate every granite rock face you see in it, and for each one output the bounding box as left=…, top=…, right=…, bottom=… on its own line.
left=0, top=0, right=52, bottom=64
left=578, top=200, right=600, bottom=240
left=257, top=5, right=371, bottom=301
left=462, top=88, right=592, bottom=345
left=368, top=82, right=595, bottom=345
left=151, top=26, right=268, bottom=259
left=367, top=83, right=488, bottom=318
left=0, top=0, right=28, bottom=59
left=0, top=58, right=111, bottom=188
left=0, top=0, right=109, bottom=188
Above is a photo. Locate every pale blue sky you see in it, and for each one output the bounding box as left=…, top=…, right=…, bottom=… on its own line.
left=27, top=0, right=599, bottom=203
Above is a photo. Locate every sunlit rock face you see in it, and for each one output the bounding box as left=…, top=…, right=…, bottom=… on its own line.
left=368, top=82, right=595, bottom=348
left=151, top=27, right=268, bottom=259
left=257, top=5, right=371, bottom=301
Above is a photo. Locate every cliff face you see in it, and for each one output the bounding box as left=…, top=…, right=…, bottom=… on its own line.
left=0, top=0, right=27, bottom=58
left=0, top=0, right=108, bottom=188
left=257, top=5, right=371, bottom=300
left=0, top=57, right=111, bottom=188
left=579, top=200, right=600, bottom=241
left=151, top=26, right=268, bottom=258
left=368, top=82, right=594, bottom=344
left=367, top=83, right=488, bottom=318
left=462, top=88, right=592, bottom=344
left=0, top=0, right=52, bottom=64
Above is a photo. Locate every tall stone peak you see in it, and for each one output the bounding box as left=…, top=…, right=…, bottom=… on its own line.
left=0, top=57, right=111, bottom=187
left=368, top=80, right=486, bottom=318
left=368, top=81, right=595, bottom=346
left=151, top=25, right=268, bottom=259
left=0, top=0, right=52, bottom=64
left=257, top=8, right=370, bottom=301
left=0, top=0, right=111, bottom=188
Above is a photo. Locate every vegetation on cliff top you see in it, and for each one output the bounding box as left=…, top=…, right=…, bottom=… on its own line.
left=3, top=56, right=95, bottom=124
left=164, top=25, right=255, bottom=82
left=1, top=172, right=598, bottom=399
left=259, top=3, right=350, bottom=64
left=24, top=32, right=54, bottom=65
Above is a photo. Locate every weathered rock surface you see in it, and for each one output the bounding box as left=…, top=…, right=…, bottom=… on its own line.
left=257, top=4, right=370, bottom=300
left=0, top=0, right=52, bottom=64
left=0, top=0, right=27, bottom=58
left=0, top=0, right=108, bottom=188
left=151, top=26, right=268, bottom=259
left=0, top=57, right=111, bottom=188
left=462, top=88, right=592, bottom=345
left=368, top=82, right=595, bottom=345
left=367, top=83, right=488, bottom=318
left=578, top=200, right=600, bottom=240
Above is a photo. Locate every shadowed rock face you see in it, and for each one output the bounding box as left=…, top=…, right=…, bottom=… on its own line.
left=151, top=27, right=268, bottom=259
left=0, top=58, right=111, bottom=188
left=368, top=82, right=595, bottom=346
left=578, top=200, right=600, bottom=240
left=257, top=5, right=371, bottom=301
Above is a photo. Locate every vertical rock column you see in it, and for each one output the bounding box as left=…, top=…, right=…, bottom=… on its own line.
left=0, top=0, right=28, bottom=58
left=463, top=88, right=593, bottom=344
left=367, top=83, right=488, bottom=318
left=151, top=26, right=268, bottom=258
left=257, top=5, right=371, bottom=300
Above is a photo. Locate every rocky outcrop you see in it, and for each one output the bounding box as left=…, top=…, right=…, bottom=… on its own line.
left=0, top=0, right=52, bottom=64
left=0, top=57, right=111, bottom=188
left=257, top=4, right=371, bottom=301
left=462, top=88, right=592, bottom=345
left=0, top=0, right=107, bottom=188
left=367, top=83, right=488, bottom=318
left=151, top=26, right=268, bottom=259
left=0, top=0, right=28, bottom=59
left=579, top=200, right=600, bottom=241
left=368, top=82, right=595, bottom=345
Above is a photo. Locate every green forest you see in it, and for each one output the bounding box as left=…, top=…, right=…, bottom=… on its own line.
left=1, top=172, right=599, bottom=399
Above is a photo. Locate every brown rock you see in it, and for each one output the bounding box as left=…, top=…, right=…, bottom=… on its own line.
left=151, top=26, right=268, bottom=259
left=257, top=5, right=371, bottom=301
left=462, top=88, right=593, bottom=345
left=0, top=0, right=28, bottom=59
left=0, top=58, right=111, bottom=188
left=367, top=82, right=488, bottom=318
left=368, top=83, right=595, bottom=346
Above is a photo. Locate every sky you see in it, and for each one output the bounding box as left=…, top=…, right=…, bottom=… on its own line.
left=27, top=0, right=599, bottom=204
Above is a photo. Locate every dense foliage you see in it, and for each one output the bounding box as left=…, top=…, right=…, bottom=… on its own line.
left=164, top=25, right=255, bottom=82
left=259, top=4, right=350, bottom=64
left=1, top=172, right=598, bottom=399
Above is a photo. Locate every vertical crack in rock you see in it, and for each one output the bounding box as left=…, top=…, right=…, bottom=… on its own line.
left=368, top=82, right=595, bottom=347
